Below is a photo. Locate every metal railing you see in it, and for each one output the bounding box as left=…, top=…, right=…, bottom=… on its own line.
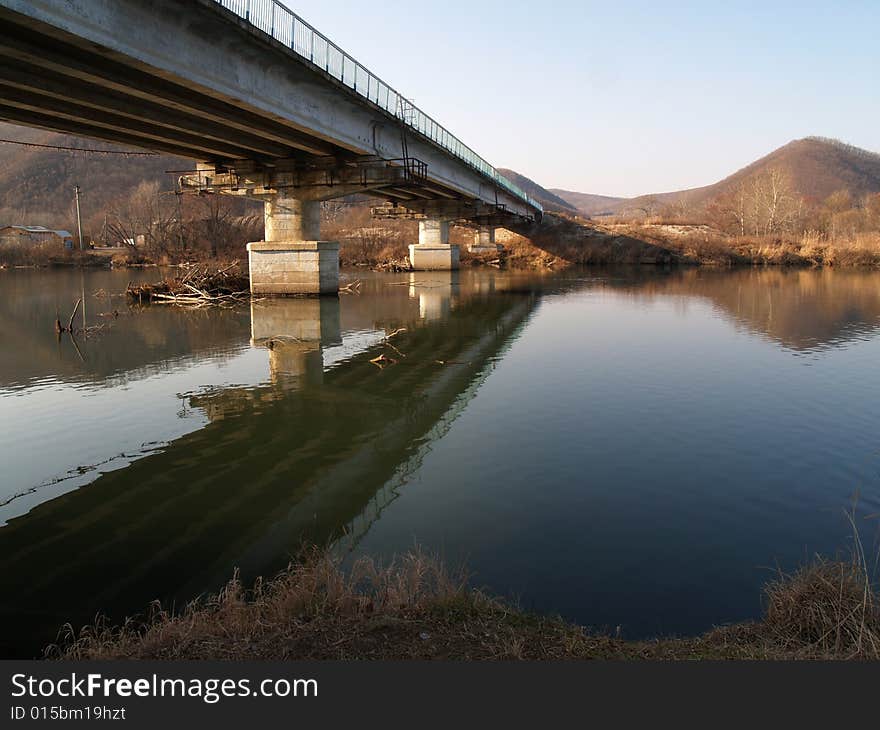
left=212, top=0, right=543, bottom=214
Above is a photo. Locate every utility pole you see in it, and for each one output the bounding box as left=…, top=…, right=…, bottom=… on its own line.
left=74, top=185, right=84, bottom=251
left=176, top=191, right=185, bottom=252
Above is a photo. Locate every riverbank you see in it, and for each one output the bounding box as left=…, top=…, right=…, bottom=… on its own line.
left=54, top=547, right=879, bottom=661
left=496, top=214, right=880, bottom=269
left=4, top=213, right=880, bottom=272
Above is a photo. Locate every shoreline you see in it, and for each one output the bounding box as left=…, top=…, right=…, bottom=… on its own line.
left=51, top=547, right=878, bottom=661
left=5, top=213, right=880, bottom=272
left=4, top=256, right=880, bottom=273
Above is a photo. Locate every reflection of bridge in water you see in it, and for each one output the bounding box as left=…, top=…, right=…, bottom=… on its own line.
left=4, top=266, right=880, bottom=656
left=0, top=272, right=538, bottom=657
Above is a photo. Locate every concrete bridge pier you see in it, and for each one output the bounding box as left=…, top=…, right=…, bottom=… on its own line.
left=469, top=226, right=502, bottom=254
left=247, top=195, right=339, bottom=296
left=409, top=219, right=460, bottom=271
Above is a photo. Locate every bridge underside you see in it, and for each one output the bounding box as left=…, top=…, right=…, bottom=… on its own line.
left=0, top=0, right=541, bottom=291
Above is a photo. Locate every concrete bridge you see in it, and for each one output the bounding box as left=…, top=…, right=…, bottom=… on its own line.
left=0, top=0, right=543, bottom=293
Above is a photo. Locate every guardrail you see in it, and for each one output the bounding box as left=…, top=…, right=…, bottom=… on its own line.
left=212, top=0, right=543, bottom=214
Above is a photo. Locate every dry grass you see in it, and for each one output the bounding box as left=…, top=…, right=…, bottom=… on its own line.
left=50, top=536, right=880, bottom=661
left=762, top=557, right=879, bottom=658
left=604, top=222, right=880, bottom=269
left=0, top=241, right=109, bottom=268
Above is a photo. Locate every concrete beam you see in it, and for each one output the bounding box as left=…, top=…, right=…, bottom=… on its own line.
left=183, top=163, right=420, bottom=200
left=0, top=101, right=201, bottom=159
left=0, top=58, right=293, bottom=158
left=0, top=16, right=337, bottom=157
left=0, top=82, right=263, bottom=160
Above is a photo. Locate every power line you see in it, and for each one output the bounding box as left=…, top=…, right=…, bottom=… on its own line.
left=0, top=138, right=158, bottom=156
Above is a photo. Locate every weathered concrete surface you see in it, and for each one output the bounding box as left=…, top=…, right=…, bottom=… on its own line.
left=409, top=244, right=460, bottom=271
left=410, top=218, right=459, bottom=270
left=469, top=225, right=503, bottom=254
left=264, top=197, right=321, bottom=242
left=247, top=241, right=339, bottom=296
left=418, top=219, right=450, bottom=246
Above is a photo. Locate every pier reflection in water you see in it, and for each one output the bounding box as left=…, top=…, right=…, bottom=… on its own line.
left=0, top=269, right=537, bottom=656
left=250, top=298, right=343, bottom=383
left=1, top=266, right=880, bottom=656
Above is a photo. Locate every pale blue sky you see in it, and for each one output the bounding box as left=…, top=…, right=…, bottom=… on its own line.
left=281, top=1, right=880, bottom=197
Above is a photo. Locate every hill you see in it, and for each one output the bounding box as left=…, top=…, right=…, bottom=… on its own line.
left=555, top=137, right=880, bottom=218
left=703, top=137, right=880, bottom=204
left=549, top=189, right=626, bottom=216
left=0, top=122, right=185, bottom=230
left=496, top=168, right=578, bottom=214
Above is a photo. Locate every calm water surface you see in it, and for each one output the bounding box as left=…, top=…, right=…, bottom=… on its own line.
left=1, top=266, right=879, bottom=656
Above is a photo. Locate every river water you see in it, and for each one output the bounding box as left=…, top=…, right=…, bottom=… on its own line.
left=1, top=266, right=879, bottom=656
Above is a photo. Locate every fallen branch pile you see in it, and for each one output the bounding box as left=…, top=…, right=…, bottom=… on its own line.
left=373, top=258, right=411, bottom=273
left=126, top=263, right=250, bottom=306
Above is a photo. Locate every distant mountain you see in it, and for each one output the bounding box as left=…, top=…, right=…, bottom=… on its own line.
left=555, top=137, right=880, bottom=217
left=496, top=168, right=579, bottom=214
left=710, top=137, right=880, bottom=203
left=549, top=189, right=626, bottom=216
left=0, top=122, right=184, bottom=229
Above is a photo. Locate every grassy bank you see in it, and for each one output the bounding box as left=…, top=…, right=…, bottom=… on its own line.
left=495, top=214, right=880, bottom=269
left=53, top=546, right=879, bottom=661
left=0, top=243, right=120, bottom=269
left=330, top=211, right=880, bottom=271
left=7, top=210, right=880, bottom=272
left=600, top=221, right=880, bottom=268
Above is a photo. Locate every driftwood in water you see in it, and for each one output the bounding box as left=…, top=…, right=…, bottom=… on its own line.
left=55, top=298, right=82, bottom=334
left=339, top=279, right=362, bottom=294
left=126, top=262, right=250, bottom=307
left=373, top=258, right=411, bottom=273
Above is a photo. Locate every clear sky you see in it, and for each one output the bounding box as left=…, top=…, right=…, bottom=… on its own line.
left=281, top=1, right=880, bottom=198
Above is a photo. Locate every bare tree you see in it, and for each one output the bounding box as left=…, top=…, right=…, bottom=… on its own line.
left=106, top=181, right=178, bottom=257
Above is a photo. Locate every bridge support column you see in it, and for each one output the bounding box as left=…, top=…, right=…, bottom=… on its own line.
left=247, top=195, right=339, bottom=296
left=409, top=219, right=460, bottom=271
left=468, top=225, right=502, bottom=254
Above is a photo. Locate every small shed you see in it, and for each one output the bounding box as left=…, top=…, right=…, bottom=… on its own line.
left=0, top=225, right=76, bottom=249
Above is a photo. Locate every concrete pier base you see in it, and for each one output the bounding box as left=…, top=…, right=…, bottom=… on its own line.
left=409, top=218, right=460, bottom=270
left=246, top=240, right=339, bottom=296
left=467, top=243, right=503, bottom=254
left=408, top=244, right=460, bottom=271
left=468, top=225, right=503, bottom=254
